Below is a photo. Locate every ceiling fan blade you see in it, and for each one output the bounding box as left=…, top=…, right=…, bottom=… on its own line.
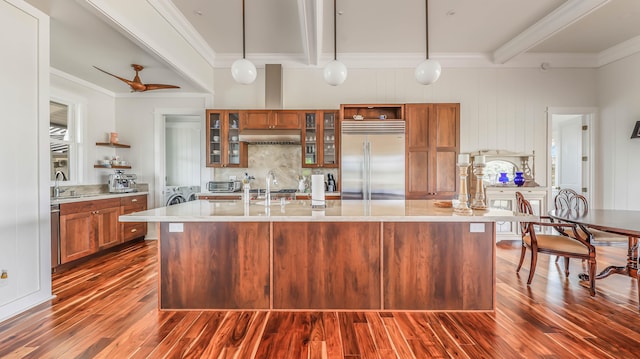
left=143, top=84, right=181, bottom=91
left=93, top=66, right=136, bottom=86
left=94, top=65, right=180, bottom=92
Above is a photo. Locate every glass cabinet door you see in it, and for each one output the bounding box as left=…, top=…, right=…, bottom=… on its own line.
left=322, top=112, right=337, bottom=166
left=227, top=112, right=240, bottom=165
left=303, top=112, right=318, bottom=166
left=208, top=112, right=222, bottom=166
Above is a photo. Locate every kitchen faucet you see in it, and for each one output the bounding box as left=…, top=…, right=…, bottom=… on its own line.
left=265, top=170, right=278, bottom=206
left=53, top=170, right=67, bottom=198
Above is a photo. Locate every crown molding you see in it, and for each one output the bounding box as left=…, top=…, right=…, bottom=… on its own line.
left=114, top=91, right=212, bottom=99
left=493, top=0, right=610, bottom=64
left=51, top=68, right=115, bottom=97
left=214, top=52, right=601, bottom=69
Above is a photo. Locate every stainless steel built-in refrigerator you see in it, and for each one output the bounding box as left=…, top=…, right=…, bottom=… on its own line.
left=341, top=121, right=405, bottom=199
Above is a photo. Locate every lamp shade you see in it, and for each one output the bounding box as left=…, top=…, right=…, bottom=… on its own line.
left=415, top=59, right=441, bottom=85
left=231, top=58, right=257, bottom=85
left=323, top=60, right=347, bottom=86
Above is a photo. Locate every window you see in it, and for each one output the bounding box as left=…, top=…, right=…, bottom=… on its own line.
left=50, top=100, right=78, bottom=182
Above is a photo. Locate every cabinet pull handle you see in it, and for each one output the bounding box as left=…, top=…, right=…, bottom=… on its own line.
left=131, top=199, right=137, bottom=202
left=131, top=228, right=137, bottom=233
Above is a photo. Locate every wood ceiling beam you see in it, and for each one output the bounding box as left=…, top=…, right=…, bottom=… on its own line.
left=493, top=0, right=611, bottom=64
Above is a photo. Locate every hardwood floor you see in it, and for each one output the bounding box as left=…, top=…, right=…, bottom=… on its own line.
left=1, top=240, right=639, bottom=358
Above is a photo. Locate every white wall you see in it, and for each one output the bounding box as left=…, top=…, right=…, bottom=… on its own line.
left=0, top=0, right=51, bottom=323
left=214, top=66, right=598, bottom=188
left=597, top=52, right=640, bottom=210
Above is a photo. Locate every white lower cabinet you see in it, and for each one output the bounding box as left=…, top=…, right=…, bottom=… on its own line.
left=485, top=186, right=548, bottom=241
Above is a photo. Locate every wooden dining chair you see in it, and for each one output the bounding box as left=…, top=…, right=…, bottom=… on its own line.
left=515, top=191, right=597, bottom=296
left=554, top=189, right=628, bottom=245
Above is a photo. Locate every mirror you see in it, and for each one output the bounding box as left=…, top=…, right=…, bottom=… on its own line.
left=50, top=101, right=70, bottom=182
left=485, top=160, right=518, bottom=185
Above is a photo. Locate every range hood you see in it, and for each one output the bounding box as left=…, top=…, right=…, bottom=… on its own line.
left=239, top=129, right=301, bottom=144
left=237, top=64, right=301, bottom=145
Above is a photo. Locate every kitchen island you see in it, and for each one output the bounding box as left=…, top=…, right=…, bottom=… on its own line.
left=120, top=200, right=533, bottom=312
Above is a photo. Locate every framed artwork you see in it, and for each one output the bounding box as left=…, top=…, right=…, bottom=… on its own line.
left=632, top=121, right=640, bottom=139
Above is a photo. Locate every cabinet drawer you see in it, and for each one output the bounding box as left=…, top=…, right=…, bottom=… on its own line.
left=60, top=198, right=121, bottom=215
left=122, top=222, right=147, bottom=242
left=121, top=204, right=146, bottom=215
left=121, top=195, right=146, bottom=207
left=121, top=195, right=147, bottom=214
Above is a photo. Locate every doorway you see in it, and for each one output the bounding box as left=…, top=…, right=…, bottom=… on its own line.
left=153, top=109, right=204, bottom=212
left=165, top=116, right=201, bottom=187
left=547, top=107, right=596, bottom=209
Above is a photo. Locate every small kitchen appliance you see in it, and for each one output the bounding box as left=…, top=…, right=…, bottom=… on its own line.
left=108, top=170, right=137, bottom=193
left=207, top=180, right=242, bottom=193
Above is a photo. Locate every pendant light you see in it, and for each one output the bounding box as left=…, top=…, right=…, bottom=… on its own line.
left=231, top=0, right=257, bottom=84
left=415, top=0, right=441, bottom=85
left=323, top=0, right=347, bottom=86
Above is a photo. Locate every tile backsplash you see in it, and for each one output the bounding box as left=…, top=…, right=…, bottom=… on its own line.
left=215, top=144, right=338, bottom=192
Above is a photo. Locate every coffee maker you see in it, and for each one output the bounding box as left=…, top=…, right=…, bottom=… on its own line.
left=108, top=170, right=137, bottom=193
left=327, top=173, right=337, bottom=192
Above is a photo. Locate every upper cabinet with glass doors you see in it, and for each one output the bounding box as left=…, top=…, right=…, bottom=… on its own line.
left=206, top=110, right=247, bottom=168
left=302, top=111, right=339, bottom=168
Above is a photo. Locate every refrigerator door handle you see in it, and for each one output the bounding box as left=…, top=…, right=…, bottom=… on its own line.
left=366, top=141, right=372, bottom=200
left=362, top=141, right=367, bottom=200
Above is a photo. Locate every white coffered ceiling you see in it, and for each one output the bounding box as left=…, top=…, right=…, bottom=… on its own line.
left=25, top=0, right=640, bottom=94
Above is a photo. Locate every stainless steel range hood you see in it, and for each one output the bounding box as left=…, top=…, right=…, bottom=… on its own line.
left=239, top=129, right=301, bottom=144
left=238, top=64, right=301, bottom=145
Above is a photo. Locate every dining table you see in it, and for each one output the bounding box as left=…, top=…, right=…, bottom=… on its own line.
left=548, top=208, right=640, bottom=280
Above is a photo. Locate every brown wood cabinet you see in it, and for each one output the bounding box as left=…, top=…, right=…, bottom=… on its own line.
left=59, top=197, right=121, bottom=264
left=240, top=110, right=301, bottom=130
left=301, top=110, right=339, bottom=168
left=159, top=222, right=270, bottom=310
left=383, top=221, right=494, bottom=310
left=405, top=103, right=460, bottom=199
left=206, top=110, right=248, bottom=168
left=120, top=194, right=147, bottom=242
left=340, top=104, right=404, bottom=121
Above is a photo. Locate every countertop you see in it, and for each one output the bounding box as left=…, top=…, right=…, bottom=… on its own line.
left=119, top=199, right=536, bottom=223
left=196, top=191, right=341, bottom=197
left=51, top=191, right=148, bottom=205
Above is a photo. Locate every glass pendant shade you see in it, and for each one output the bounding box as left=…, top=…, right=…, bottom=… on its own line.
left=415, top=58, right=441, bottom=85
left=323, top=60, right=347, bottom=86
left=231, top=58, right=257, bottom=85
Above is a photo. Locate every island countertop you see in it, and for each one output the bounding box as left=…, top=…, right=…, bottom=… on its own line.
left=119, top=199, right=535, bottom=223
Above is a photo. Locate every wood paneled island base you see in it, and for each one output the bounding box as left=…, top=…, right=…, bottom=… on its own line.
left=159, top=220, right=495, bottom=311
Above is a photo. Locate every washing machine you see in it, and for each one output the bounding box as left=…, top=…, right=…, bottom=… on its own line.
left=164, top=186, right=186, bottom=206
left=165, top=185, right=201, bottom=206
left=179, top=185, right=201, bottom=202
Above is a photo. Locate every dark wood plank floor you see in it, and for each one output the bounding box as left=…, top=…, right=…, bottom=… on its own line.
left=1, top=240, right=639, bottom=358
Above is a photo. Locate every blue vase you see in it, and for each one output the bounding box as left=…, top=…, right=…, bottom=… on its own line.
left=514, top=172, right=525, bottom=187
left=498, top=172, right=509, bottom=185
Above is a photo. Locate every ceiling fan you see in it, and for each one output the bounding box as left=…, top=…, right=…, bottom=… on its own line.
left=93, top=64, right=180, bottom=92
